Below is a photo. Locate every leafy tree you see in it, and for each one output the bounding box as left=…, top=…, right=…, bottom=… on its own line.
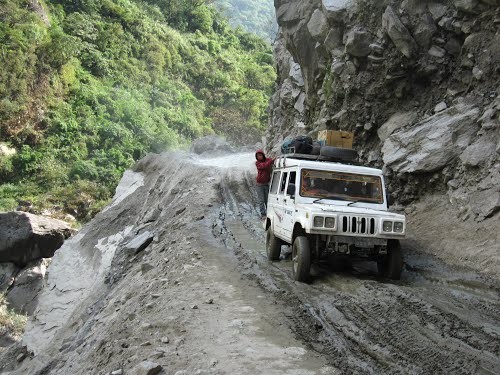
left=0, top=0, right=275, bottom=220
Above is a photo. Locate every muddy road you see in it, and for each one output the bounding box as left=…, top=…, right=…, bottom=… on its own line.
left=209, top=153, right=500, bottom=375
left=3, top=151, right=499, bottom=375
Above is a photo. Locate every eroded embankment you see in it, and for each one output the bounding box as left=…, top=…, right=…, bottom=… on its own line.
left=2, top=152, right=334, bottom=375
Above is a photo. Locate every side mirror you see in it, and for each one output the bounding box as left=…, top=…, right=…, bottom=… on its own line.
left=287, top=183, right=296, bottom=198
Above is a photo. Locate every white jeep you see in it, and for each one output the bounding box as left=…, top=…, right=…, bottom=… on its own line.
left=265, top=154, right=406, bottom=282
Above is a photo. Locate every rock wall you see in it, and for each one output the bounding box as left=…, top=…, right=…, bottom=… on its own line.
left=269, top=0, right=500, bottom=274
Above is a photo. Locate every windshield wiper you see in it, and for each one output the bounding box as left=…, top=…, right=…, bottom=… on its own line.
left=313, top=196, right=350, bottom=203
left=347, top=199, right=376, bottom=206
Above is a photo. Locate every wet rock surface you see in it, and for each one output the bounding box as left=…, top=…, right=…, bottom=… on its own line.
left=5, top=259, right=49, bottom=315
left=1, top=152, right=498, bottom=375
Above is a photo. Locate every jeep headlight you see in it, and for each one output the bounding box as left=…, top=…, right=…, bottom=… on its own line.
left=313, top=216, right=324, bottom=227
left=383, top=221, right=393, bottom=232
left=325, top=217, right=335, bottom=228
left=394, top=222, right=404, bottom=233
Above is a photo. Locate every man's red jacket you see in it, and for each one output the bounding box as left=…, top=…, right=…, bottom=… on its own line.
left=255, top=150, right=274, bottom=185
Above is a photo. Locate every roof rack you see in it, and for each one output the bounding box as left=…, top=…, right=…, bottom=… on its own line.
left=276, top=149, right=361, bottom=168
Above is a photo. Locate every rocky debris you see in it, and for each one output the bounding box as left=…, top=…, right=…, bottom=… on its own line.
left=190, top=136, right=234, bottom=155
left=0, top=262, right=17, bottom=292
left=382, top=6, right=418, bottom=58
left=132, top=361, right=162, bottom=375
left=382, top=103, right=480, bottom=173
left=0, top=212, right=73, bottom=266
left=460, top=137, right=497, bottom=167
left=345, top=28, right=372, bottom=57
left=124, top=231, right=154, bottom=256
left=5, top=259, right=49, bottom=315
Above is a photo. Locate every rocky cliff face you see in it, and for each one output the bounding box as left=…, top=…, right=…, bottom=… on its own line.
left=269, top=0, right=499, bottom=273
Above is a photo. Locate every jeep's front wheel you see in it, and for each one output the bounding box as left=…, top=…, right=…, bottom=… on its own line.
left=377, top=239, right=403, bottom=280
left=266, top=226, right=282, bottom=261
left=292, top=236, right=311, bottom=282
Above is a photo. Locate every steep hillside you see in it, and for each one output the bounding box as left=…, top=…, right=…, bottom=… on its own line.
left=215, top=0, right=278, bottom=41
left=0, top=0, right=275, bottom=220
left=269, top=0, right=499, bottom=275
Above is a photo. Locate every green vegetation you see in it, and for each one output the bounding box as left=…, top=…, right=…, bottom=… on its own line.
left=0, top=0, right=275, bottom=221
left=215, top=0, right=277, bottom=41
left=0, top=293, right=27, bottom=339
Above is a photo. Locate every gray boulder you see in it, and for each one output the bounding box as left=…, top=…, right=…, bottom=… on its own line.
left=453, top=0, right=480, bottom=13
left=289, top=62, right=305, bottom=87
left=428, top=3, right=448, bottom=20
left=460, top=137, right=497, bottom=167
left=382, top=6, right=418, bottom=58
left=470, top=188, right=500, bottom=220
left=322, top=0, right=352, bottom=22
left=0, top=212, right=73, bottom=266
left=132, top=361, right=162, bottom=375
left=382, top=103, right=480, bottom=173
left=413, top=14, right=437, bottom=49
left=307, top=9, right=329, bottom=41
left=345, top=28, right=372, bottom=57
left=6, top=259, right=49, bottom=315
left=123, top=231, right=155, bottom=256
left=377, top=111, right=418, bottom=142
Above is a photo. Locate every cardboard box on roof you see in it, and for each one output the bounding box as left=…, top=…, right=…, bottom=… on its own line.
left=318, top=130, right=354, bottom=149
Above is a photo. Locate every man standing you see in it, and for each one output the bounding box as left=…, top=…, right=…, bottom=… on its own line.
left=255, top=149, right=274, bottom=219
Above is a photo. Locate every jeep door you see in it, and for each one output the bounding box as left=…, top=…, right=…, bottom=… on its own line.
left=273, top=171, right=289, bottom=238
left=267, top=171, right=282, bottom=233
left=281, top=171, right=297, bottom=243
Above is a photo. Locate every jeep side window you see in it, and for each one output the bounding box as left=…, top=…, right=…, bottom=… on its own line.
left=270, top=171, right=281, bottom=194
left=287, top=171, right=297, bottom=196
left=279, top=172, right=288, bottom=195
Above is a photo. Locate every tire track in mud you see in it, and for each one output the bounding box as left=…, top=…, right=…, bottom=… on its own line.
left=212, top=164, right=500, bottom=375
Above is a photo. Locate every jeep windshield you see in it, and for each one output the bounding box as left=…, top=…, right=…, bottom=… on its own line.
left=300, top=169, right=384, bottom=204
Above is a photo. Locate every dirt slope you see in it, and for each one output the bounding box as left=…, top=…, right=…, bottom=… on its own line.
left=1, top=151, right=499, bottom=374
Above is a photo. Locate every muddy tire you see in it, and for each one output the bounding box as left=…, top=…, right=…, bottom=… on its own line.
left=378, top=239, right=403, bottom=280
left=292, top=236, right=311, bottom=282
left=266, top=226, right=282, bottom=261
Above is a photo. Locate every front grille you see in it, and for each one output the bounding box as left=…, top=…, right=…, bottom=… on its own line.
left=341, top=216, right=376, bottom=235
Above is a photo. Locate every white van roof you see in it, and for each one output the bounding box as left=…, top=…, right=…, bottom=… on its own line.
left=274, top=157, right=384, bottom=176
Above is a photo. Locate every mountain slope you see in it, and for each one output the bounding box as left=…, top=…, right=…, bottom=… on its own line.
left=0, top=0, right=275, bottom=220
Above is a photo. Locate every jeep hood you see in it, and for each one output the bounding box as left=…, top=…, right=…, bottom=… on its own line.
left=302, top=203, right=405, bottom=219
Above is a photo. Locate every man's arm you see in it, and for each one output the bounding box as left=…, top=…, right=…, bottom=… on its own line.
left=264, top=157, right=275, bottom=168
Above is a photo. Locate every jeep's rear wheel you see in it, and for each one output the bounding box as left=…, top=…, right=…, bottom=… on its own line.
left=377, top=239, right=403, bottom=280
left=292, top=236, right=311, bottom=282
left=266, top=226, right=282, bottom=261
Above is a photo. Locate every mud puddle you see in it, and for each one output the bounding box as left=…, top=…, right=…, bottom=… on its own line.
left=213, top=163, right=500, bottom=375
